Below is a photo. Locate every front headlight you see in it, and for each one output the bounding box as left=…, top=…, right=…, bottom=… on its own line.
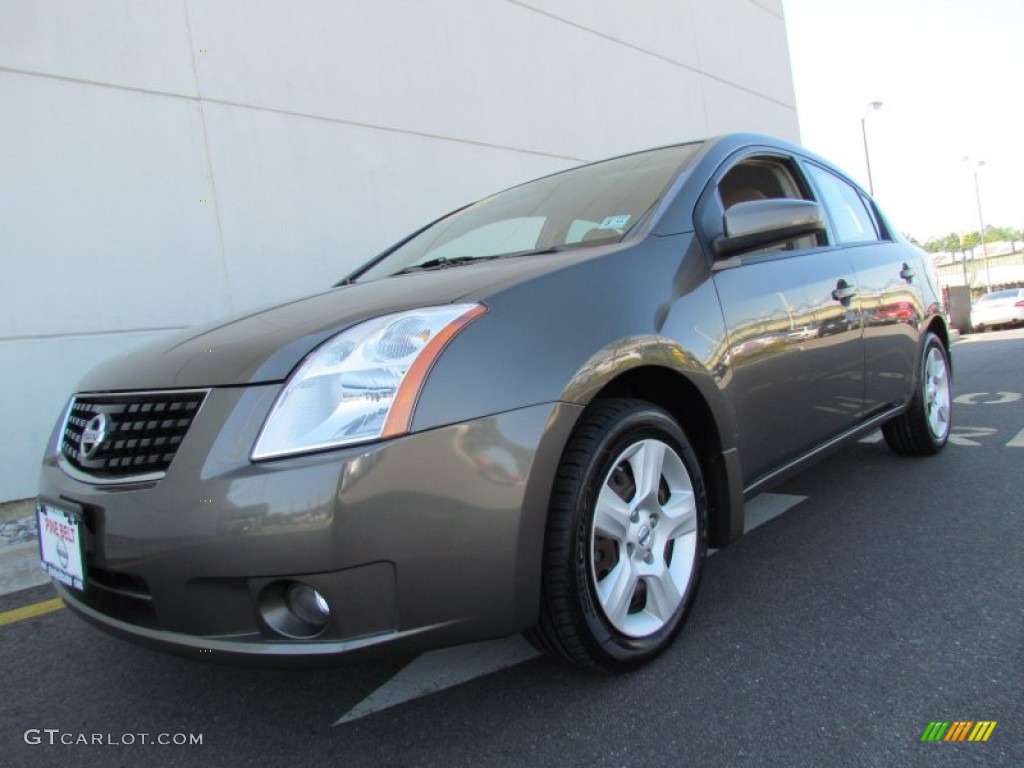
left=252, top=303, right=485, bottom=459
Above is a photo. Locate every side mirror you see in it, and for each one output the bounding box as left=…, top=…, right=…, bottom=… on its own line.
left=714, top=198, right=826, bottom=257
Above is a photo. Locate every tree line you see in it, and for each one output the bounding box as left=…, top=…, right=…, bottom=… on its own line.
left=923, top=226, right=1023, bottom=253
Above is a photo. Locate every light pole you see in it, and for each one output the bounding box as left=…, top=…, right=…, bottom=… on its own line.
left=963, top=157, right=991, bottom=291
left=860, top=101, right=883, bottom=196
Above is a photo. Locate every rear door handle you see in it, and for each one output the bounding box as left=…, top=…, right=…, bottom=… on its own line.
left=900, top=263, right=915, bottom=281
left=832, top=279, right=858, bottom=302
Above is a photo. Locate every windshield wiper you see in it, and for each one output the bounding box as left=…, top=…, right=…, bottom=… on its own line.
left=392, top=255, right=484, bottom=276
left=389, top=244, right=577, bottom=278
left=497, top=245, right=574, bottom=259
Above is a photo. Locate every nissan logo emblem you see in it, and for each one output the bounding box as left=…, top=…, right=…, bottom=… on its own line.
left=80, top=413, right=109, bottom=460
left=56, top=538, right=70, bottom=570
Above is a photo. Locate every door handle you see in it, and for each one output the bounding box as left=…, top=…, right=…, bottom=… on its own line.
left=900, top=263, right=915, bottom=282
left=832, top=279, right=858, bottom=302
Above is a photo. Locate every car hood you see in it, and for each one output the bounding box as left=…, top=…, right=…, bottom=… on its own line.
left=76, top=253, right=592, bottom=391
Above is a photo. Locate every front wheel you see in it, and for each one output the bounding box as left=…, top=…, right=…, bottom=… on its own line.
left=882, top=332, right=952, bottom=455
left=528, top=399, right=707, bottom=671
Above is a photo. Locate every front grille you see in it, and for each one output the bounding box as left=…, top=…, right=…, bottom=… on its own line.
left=61, top=390, right=207, bottom=480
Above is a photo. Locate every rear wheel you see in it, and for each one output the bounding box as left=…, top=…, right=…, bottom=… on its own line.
left=528, top=399, right=707, bottom=671
left=882, top=332, right=952, bottom=455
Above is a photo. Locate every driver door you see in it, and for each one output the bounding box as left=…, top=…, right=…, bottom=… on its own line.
left=701, top=152, right=865, bottom=485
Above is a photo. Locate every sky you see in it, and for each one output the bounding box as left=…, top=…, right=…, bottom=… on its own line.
left=782, top=0, right=1024, bottom=244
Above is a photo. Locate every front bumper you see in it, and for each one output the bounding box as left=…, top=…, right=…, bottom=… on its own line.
left=39, top=384, right=581, bottom=664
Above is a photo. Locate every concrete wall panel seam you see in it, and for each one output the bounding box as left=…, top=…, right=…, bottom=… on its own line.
left=183, top=0, right=234, bottom=312
left=502, top=0, right=794, bottom=109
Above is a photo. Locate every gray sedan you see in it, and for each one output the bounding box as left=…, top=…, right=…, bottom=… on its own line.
left=38, top=133, right=952, bottom=671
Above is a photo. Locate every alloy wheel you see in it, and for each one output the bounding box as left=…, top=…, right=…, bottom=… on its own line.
left=590, top=438, right=698, bottom=638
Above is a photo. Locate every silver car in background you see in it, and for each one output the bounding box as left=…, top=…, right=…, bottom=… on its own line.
left=970, top=288, right=1024, bottom=331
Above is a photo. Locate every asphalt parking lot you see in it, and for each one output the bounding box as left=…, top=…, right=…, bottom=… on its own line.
left=2, top=329, right=1021, bottom=768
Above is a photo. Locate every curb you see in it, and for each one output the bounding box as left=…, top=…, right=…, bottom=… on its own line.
left=1, top=508, right=48, bottom=596
left=0, top=498, right=34, bottom=523
left=0, top=538, right=48, bottom=596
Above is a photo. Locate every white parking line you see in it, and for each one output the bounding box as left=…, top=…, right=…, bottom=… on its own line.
left=334, top=492, right=808, bottom=725
left=334, top=636, right=540, bottom=724
left=742, top=492, right=807, bottom=534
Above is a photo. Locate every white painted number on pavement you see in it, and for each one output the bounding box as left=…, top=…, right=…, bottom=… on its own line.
left=953, top=391, right=1022, bottom=405
left=947, top=426, right=998, bottom=446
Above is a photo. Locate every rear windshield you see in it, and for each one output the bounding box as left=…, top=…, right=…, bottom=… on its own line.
left=353, top=143, right=700, bottom=282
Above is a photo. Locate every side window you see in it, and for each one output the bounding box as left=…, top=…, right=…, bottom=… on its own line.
left=806, top=165, right=879, bottom=244
left=858, top=192, right=887, bottom=240
left=718, top=158, right=804, bottom=209
left=717, top=157, right=818, bottom=252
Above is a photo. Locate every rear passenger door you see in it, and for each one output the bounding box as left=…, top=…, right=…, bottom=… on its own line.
left=699, top=151, right=865, bottom=485
left=802, top=162, right=922, bottom=413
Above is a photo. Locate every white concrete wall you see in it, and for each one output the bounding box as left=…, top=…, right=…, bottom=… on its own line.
left=0, top=0, right=798, bottom=501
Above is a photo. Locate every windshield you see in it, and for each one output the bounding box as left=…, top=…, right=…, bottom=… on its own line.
left=352, top=143, right=700, bottom=282
left=977, top=289, right=1020, bottom=303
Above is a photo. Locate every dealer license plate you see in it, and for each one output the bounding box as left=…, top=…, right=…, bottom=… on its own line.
left=37, top=500, right=86, bottom=591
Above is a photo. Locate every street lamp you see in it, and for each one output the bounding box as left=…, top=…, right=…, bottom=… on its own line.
left=860, top=101, right=883, bottom=196
left=963, top=156, right=991, bottom=290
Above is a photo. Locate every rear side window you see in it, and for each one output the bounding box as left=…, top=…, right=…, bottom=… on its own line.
left=806, top=164, right=879, bottom=244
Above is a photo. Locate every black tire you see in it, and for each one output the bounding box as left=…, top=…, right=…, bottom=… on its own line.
left=527, top=399, right=708, bottom=672
left=882, top=332, right=952, bottom=455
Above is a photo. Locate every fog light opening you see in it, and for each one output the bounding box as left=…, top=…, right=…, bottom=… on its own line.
left=257, top=580, right=331, bottom=639
left=286, top=582, right=330, bottom=626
